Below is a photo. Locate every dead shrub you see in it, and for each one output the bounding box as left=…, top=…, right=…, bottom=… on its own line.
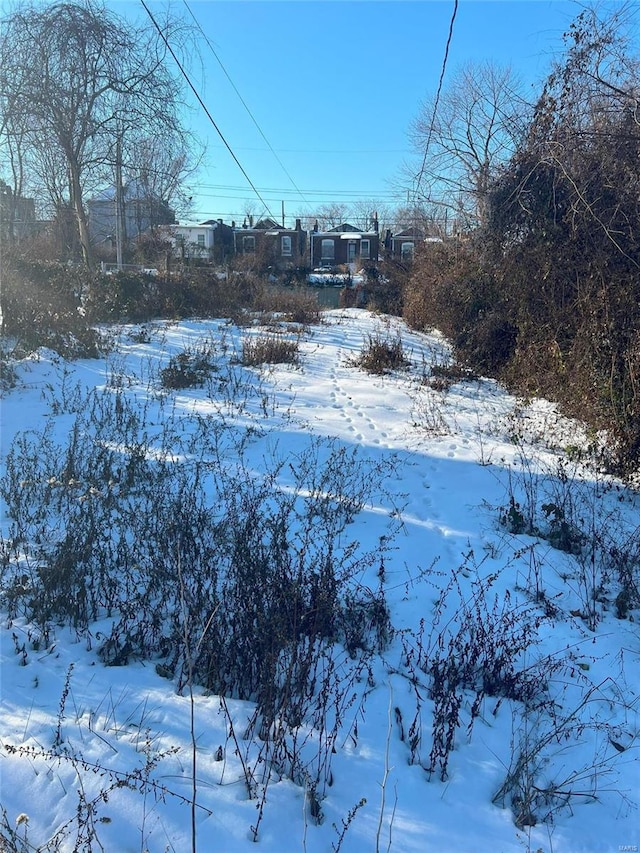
left=254, top=286, right=322, bottom=325
left=350, top=332, right=410, bottom=375
left=241, top=333, right=301, bottom=366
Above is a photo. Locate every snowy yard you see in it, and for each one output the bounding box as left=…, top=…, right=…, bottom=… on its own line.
left=1, top=309, right=638, bottom=853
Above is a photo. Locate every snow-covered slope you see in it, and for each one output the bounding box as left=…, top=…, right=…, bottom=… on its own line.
left=1, top=310, right=638, bottom=853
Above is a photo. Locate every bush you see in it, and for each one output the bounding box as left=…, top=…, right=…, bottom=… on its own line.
left=253, top=285, right=322, bottom=325
left=350, top=331, right=410, bottom=375
left=241, top=332, right=301, bottom=366
left=404, top=240, right=517, bottom=373
left=0, top=260, right=99, bottom=358
left=160, top=342, right=218, bottom=389
left=364, top=260, right=407, bottom=316
left=0, top=351, right=18, bottom=393
left=84, top=269, right=267, bottom=324
left=85, top=270, right=165, bottom=323
left=0, top=386, right=399, bottom=800
left=400, top=555, right=555, bottom=783
left=402, top=240, right=462, bottom=332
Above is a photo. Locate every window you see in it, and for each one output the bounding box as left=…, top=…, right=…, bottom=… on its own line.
left=401, top=241, right=415, bottom=260
left=321, top=238, right=335, bottom=264
left=281, top=235, right=292, bottom=256
left=242, top=235, right=255, bottom=253
left=197, top=234, right=205, bottom=247
left=360, top=239, right=370, bottom=259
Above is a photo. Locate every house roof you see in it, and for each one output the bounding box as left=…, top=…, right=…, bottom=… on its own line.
left=170, top=222, right=216, bottom=230
left=312, top=223, right=378, bottom=238
left=329, top=223, right=360, bottom=233
left=392, top=228, right=425, bottom=240
left=252, top=217, right=281, bottom=230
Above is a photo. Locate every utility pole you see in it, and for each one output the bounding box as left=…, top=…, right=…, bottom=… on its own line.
left=0, top=184, right=5, bottom=328
left=115, top=134, right=124, bottom=270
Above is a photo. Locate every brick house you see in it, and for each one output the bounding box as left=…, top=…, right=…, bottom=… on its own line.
left=234, top=217, right=307, bottom=269
left=386, top=227, right=424, bottom=262
left=385, top=228, right=443, bottom=261
left=309, top=222, right=379, bottom=269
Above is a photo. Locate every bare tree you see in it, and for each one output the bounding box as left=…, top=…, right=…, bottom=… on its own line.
left=294, top=201, right=389, bottom=235
left=241, top=200, right=264, bottom=227
left=121, top=131, right=199, bottom=238
left=348, top=199, right=387, bottom=232
left=311, top=203, right=350, bottom=231
left=0, top=80, right=32, bottom=249
left=0, top=0, right=193, bottom=267
left=388, top=202, right=450, bottom=238
left=408, top=60, right=530, bottom=229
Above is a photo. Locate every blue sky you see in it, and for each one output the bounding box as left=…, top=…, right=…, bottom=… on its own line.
left=115, top=2, right=582, bottom=223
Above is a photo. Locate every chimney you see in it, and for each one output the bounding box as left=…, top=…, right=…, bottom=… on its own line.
left=373, top=212, right=379, bottom=233
left=295, top=218, right=301, bottom=231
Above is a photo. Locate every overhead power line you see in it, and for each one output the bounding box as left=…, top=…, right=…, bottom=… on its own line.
left=182, top=0, right=309, bottom=208
left=414, top=0, right=459, bottom=199
left=140, top=0, right=276, bottom=220
left=205, top=146, right=413, bottom=155
left=191, top=182, right=403, bottom=199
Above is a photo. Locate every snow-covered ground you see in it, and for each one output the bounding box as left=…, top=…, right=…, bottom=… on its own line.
left=1, top=309, right=638, bottom=853
left=307, top=270, right=365, bottom=286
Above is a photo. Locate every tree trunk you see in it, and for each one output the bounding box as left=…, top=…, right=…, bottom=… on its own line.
left=69, top=160, right=93, bottom=269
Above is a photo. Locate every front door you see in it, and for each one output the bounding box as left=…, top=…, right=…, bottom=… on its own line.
left=347, top=241, right=357, bottom=264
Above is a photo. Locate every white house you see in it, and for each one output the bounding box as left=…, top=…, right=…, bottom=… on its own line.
left=164, top=220, right=235, bottom=263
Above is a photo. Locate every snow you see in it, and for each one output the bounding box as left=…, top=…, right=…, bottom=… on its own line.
left=1, top=308, right=638, bottom=853
left=307, top=271, right=365, bottom=286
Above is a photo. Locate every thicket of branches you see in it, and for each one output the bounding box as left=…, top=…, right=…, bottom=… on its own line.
left=405, top=6, right=640, bottom=473
left=0, top=261, right=324, bottom=362
left=0, top=0, right=195, bottom=268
